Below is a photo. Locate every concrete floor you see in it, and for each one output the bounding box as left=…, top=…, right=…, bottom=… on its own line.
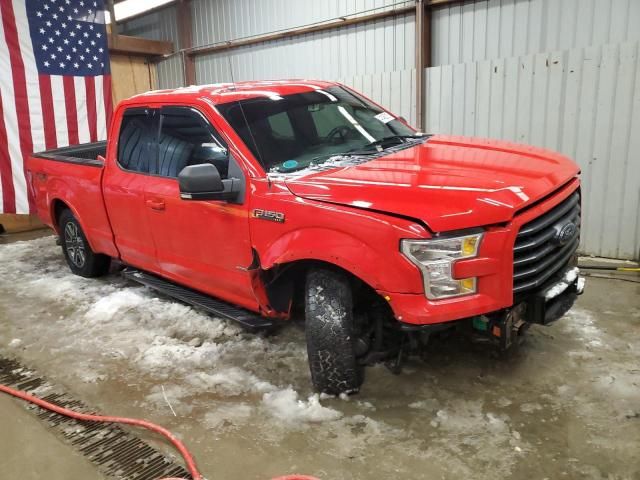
left=0, top=396, right=102, bottom=479
left=0, top=232, right=639, bottom=479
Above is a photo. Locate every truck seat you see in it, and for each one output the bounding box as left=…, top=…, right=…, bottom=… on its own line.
left=157, top=133, right=194, bottom=178
left=118, top=119, right=156, bottom=173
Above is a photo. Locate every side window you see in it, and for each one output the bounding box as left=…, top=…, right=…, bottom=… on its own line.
left=117, top=108, right=158, bottom=174
left=157, top=107, right=229, bottom=179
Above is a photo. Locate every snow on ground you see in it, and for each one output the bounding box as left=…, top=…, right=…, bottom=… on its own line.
left=1, top=236, right=639, bottom=479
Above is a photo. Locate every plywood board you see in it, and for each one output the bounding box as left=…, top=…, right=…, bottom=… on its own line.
left=110, top=54, right=158, bottom=106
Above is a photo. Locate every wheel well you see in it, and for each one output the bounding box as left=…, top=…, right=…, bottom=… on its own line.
left=261, top=259, right=386, bottom=317
left=52, top=199, right=70, bottom=228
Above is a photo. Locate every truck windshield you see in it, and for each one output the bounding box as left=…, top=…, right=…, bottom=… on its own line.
left=217, top=86, right=419, bottom=173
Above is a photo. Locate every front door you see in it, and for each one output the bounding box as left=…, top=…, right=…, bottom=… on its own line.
left=143, top=106, right=258, bottom=311
left=103, top=107, right=159, bottom=271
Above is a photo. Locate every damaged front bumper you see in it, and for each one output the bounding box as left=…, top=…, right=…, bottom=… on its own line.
left=478, top=266, right=586, bottom=349
left=526, top=266, right=585, bottom=325
left=394, top=266, right=586, bottom=350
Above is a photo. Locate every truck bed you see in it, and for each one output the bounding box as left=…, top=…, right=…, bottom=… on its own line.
left=27, top=139, right=119, bottom=258
left=32, top=141, right=107, bottom=167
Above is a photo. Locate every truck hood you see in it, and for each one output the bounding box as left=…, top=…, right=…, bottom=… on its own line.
left=284, top=135, right=580, bottom=232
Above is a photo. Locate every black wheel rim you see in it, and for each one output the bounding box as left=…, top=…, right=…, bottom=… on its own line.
left=64, top=221, right=86, bottom=268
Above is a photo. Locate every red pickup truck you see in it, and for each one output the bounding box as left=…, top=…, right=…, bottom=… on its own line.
left=27, top=80, right=584, bottom=394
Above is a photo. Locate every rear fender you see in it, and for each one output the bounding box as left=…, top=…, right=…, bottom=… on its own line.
left=47, top=178, right=104, bottom=255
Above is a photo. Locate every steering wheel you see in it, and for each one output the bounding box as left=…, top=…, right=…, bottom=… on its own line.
left=326, top=125, right=353, bottom=144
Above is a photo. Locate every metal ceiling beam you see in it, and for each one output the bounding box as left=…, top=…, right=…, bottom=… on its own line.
left=187, top=5, right=415, bottom=57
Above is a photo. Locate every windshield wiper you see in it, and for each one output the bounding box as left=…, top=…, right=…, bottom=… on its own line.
left=359, top=134, right=425, bottom=151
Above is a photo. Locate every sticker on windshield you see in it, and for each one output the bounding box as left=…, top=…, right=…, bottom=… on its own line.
left=282, top=160, right=298, bottom=170
left=374, top=112, right=394, bottom=124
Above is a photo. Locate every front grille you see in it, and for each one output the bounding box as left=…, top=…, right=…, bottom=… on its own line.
left=513, top=190, right=581, bottom=295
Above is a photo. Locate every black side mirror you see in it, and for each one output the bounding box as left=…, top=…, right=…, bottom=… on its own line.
left=178, top=164, right=240, bottom=201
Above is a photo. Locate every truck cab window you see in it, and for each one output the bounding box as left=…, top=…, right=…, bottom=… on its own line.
left=117, top=109, right=158, bottom=174
left=157, top=107, right=229, bottom=179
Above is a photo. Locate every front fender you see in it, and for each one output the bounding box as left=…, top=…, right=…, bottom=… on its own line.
left=259, top=227, right=418, bottom=293
left=260, top=227, right=381, bottom=288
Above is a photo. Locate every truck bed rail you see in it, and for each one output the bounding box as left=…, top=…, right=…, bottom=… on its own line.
left=32, top=141, right=107, bottom=167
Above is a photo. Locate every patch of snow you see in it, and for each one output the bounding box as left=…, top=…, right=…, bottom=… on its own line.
left=520, top=402, right=543, bottom=413
left=544, top=267, right=579, bottom=300
left=562, top=308, right=604, bottom=347
left=184, top=368, right=276, bottom=396
left=409, top=398, right=439, bottom=410
left=8, top=338, right=22, bottom=348
left=262, top=388, right=343, bottom=423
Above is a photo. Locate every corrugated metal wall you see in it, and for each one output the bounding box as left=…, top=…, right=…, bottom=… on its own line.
left=427, top=0, right=640, bottom=260
left=431, top=0, right=640, bottom=66
left=120, top=5, right=184, bottom=88
left=191, top=0, right=412, bottom=48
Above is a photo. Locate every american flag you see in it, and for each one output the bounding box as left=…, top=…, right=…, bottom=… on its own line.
left=0, top=0, right=112, bottom=214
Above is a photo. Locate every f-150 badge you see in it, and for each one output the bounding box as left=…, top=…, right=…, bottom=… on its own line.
left=252, top=209, right=285, bottom=223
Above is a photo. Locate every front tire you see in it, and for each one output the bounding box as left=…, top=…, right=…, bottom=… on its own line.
left=59, top=209, right=110, bottom=277
left=305, top=268, right=363, bottom=395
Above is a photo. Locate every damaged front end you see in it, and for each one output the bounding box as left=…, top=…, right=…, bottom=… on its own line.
left=470, top=266, right=586, bottom=350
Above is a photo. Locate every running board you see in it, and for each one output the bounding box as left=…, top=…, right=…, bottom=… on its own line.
left=122, top=268, right=275, bottom=331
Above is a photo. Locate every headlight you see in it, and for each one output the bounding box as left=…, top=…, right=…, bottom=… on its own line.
left=401, top=233, right=483, bottom=299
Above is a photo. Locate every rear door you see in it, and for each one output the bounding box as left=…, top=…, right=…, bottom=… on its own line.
left=143, top=105, right=258, bottom=311
left=102, top=107, right=159, bottom=271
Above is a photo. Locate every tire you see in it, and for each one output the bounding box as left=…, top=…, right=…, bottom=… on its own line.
left=59, top=209, right=110, bottom=277
left=305, top=268, right=364, bottom=395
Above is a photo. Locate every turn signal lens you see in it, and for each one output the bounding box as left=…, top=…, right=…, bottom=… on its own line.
left=462, top=236, right=480, bottom=256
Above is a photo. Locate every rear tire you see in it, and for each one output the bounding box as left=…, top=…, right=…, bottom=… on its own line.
left=59, top=209, right=110, bottom=277
left=305, top=268, right=364, bottom=395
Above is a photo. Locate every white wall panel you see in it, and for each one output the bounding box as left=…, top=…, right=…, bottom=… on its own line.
left=432, top=0, right=640, bottom=66
left=120, top=6, right=180, bottom=47
left=425, top=41, right=640, bottom=260
left=191, top=0, right=413, bottom=49
left=157, top=54, right=185, bottom=89
left=194, top=9, right=416, bottom=82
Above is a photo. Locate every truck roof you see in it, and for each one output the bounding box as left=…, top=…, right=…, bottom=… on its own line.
left=126, top=79, right=340, bottom=106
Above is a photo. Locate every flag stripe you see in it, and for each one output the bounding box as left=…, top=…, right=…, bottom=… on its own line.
left=39, top=75, right=57, bottom=149
left=0, top=2, right=29, bottom=214
left=13, top=0, right=44, bottom=153
left=63, top=76, right=79, bottom=145
left=94, top=74, right=107, bottom=140
left=104, top=74, right=113, bottom=133
left=74, top=76, right=90, bottom=144
left=50, top=75, right=68, bottom=147
left=85, top=76, right=97, bottom=142
left=0, top=92, right=16, bottom=213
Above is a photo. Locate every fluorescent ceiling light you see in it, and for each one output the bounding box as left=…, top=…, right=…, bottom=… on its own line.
left=105, top=0, right=174, bottom=22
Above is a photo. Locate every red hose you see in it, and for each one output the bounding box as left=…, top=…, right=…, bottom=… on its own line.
left=0, top=383, right=318, bottom=480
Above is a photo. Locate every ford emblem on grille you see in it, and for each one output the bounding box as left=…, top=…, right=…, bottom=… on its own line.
left=554, top=222, right=577, bottom=245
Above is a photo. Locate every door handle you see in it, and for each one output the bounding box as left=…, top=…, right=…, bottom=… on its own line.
left=146, top=199, right=165, bottom=211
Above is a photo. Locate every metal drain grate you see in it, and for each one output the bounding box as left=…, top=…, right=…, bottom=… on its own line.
left=0, top=357, right=192, bottom=479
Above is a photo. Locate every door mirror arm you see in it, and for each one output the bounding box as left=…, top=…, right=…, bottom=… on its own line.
left=178, top=164, right=240, bottom=201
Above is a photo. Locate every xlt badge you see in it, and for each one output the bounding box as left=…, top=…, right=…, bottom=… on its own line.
left=252, top=209, right=285, bottom=223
